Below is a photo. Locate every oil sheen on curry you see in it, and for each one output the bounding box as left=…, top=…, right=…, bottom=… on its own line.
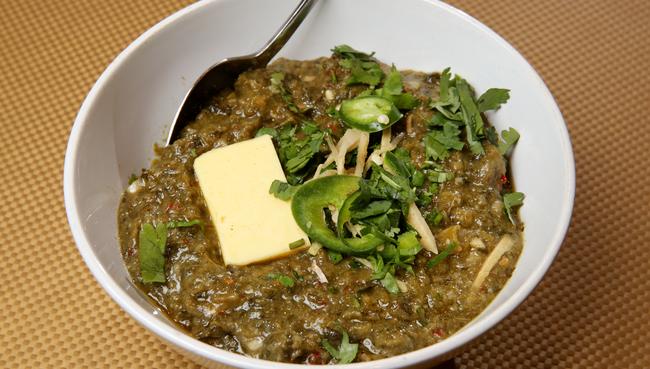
left=118, top=46, right=525, bottom=364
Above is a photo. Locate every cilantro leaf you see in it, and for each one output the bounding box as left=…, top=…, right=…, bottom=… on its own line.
left=457, top=77, right=485, bottom=155
left=485, top=126, right=499, bottom=146
left=426, top=242, right=458, bottom=268
left=382, top=65, right=403, bottom=95
left=423, top=120, right=465, bottom=161
left=428, top=170, right=454, bottom=183
left=411, top=170, right=425, bottom=187
left=430, top=68, right=462, bottom=120
left=391, top=93, right=419, bottom=110
left=439, top=67, right=451, bottom=102
left=267, top=273, right=295, bottom=288
left=269, top=180, right=300, bottom=201
left=424, top=134, right=448, bottom=161
left=361, top=163, right=415, bottom=209
left=426, top=209, right=444, bottom=226
left=322, top=330, right=358, bottom=364
left=270, top=72, right=299, bottom=113
left=139, top=223, right=168, bottom=283
left=255, top=127, right=278, bottom=139
left=337, top=58, right=384, bottom=87
left=332, top=45, right=384, bottom=87
left=166, top=219, right=202, bottom=229
left=269, top=122, right=326, bottom=185
left=380, top=272, right=400, bottom=294
left=138, top=219, right=204, bottom=283
left=397, top=231, right=422, bottom=257
left=378, top=65, right=419, bottom=110
left=478, top=88, right=510, bottom=112
left=368, top=255, right=386, bottom=280
left=351, top=200, right=392, bottom=220
left=331, top=44, right=375, bottom=59
left=497, top=127, right=520, bottom=156
left=383, top=150, right=413, bottom=178
left=503, top=192, right=525, bottom=224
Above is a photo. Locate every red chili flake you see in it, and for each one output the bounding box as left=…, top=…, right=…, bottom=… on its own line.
left=432, top=327, right=446, bottom=338
left=223, top=277, right=235, bottom=286
left=306, top=351, right=323, bottom=365
left=165, top=201, right=178, bottom=212
left=327, top=121, right=340, bottom=135
left=500, top=175, right=508, bottom=184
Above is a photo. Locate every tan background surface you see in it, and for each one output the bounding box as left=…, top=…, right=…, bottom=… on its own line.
left=1, top=0, right=649, bottom=368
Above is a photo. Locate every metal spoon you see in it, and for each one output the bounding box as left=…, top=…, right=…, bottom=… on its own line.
left=167, top=0, right=317, bottom=145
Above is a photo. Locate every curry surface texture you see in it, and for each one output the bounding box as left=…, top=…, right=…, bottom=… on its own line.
left=118, top=57, right=523, bottom=363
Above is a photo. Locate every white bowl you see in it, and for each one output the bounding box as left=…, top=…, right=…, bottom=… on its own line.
left=64, top=0, right=575, bottom=367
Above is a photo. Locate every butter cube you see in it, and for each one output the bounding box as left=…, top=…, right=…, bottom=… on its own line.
left=193, top=135, right=308, bottom=265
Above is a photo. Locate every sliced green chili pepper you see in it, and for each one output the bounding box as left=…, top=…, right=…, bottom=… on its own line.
left=291, top=175, right=383, bottom=255
left=338, top=96, right=402, bottom=132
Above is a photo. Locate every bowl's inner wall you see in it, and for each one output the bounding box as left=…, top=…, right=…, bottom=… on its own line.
left=69, top=0, right=572, bottom=361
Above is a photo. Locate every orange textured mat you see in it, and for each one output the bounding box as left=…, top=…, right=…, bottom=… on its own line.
left=1, top=1, right=649, bottom=368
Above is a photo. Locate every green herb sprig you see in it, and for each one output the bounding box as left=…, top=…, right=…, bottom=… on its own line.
left=139, top=220, right=203, bottom=283
left=503, top=192, right=525, bottom=224
left=322, top=330, right=358, bottom=364
left=269, top=72, right=299, bottom=113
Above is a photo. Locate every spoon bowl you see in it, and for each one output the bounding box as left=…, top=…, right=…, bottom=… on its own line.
left=167, top=0, right=316, bottom=145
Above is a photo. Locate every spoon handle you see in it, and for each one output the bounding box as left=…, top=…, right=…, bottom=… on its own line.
left=255, top=0, right=317, bottom=66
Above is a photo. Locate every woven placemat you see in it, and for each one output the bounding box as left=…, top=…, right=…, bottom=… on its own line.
left=1, top=1, right=649, bottom=368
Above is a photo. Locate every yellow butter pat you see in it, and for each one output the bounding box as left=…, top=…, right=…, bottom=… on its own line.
left=193, top=135, right=308, bottom=265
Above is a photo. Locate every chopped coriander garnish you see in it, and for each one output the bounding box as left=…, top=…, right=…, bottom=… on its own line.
left=139, top=223, right=168, bottom=283
left=267, top=273, right=295, bottom=288
left=368, top=254, right=387, bottom=280
left=377, top=65, right=419, bottom=110
left=350, top=200, right=392, bottom=220
left=424, top=121, right=464, bottom=161
left=497, top=127, right=520, bottom=156
left=332, top=45, right=384, bottom=87
left=428, top=171, right=453, bottom=183
left=139, top=219, right=203, bottom=284
left=426, top=209, right=444, bottom=226
left=457, top=77, right=485, bottom=155
left=429, top=183, right=440, bottom=195
left=260, top=121, right=327, bottom=185
left=322, top=330, right=359, bottom=364
left=270, top=72, right=299, bottom=113
left=269, top=180, right=300, bottom=201
left=289, top=238, right=306, bottom=249
left=255, top=127, right=278, bottom=139
left=397, top=231, right=422, bottom=257
left=503, top=191, right=525, bottom=224
left=380, top=272, right=400, bottom=294
left=166, top=219, right=203, bottom=229
left=477, top=88, right=510, bottom=112
left=411, top=170, right=425, bottom=187
left=427, top=68, right=512, bottom=159
left=426, top=242, right=459, bottom=268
